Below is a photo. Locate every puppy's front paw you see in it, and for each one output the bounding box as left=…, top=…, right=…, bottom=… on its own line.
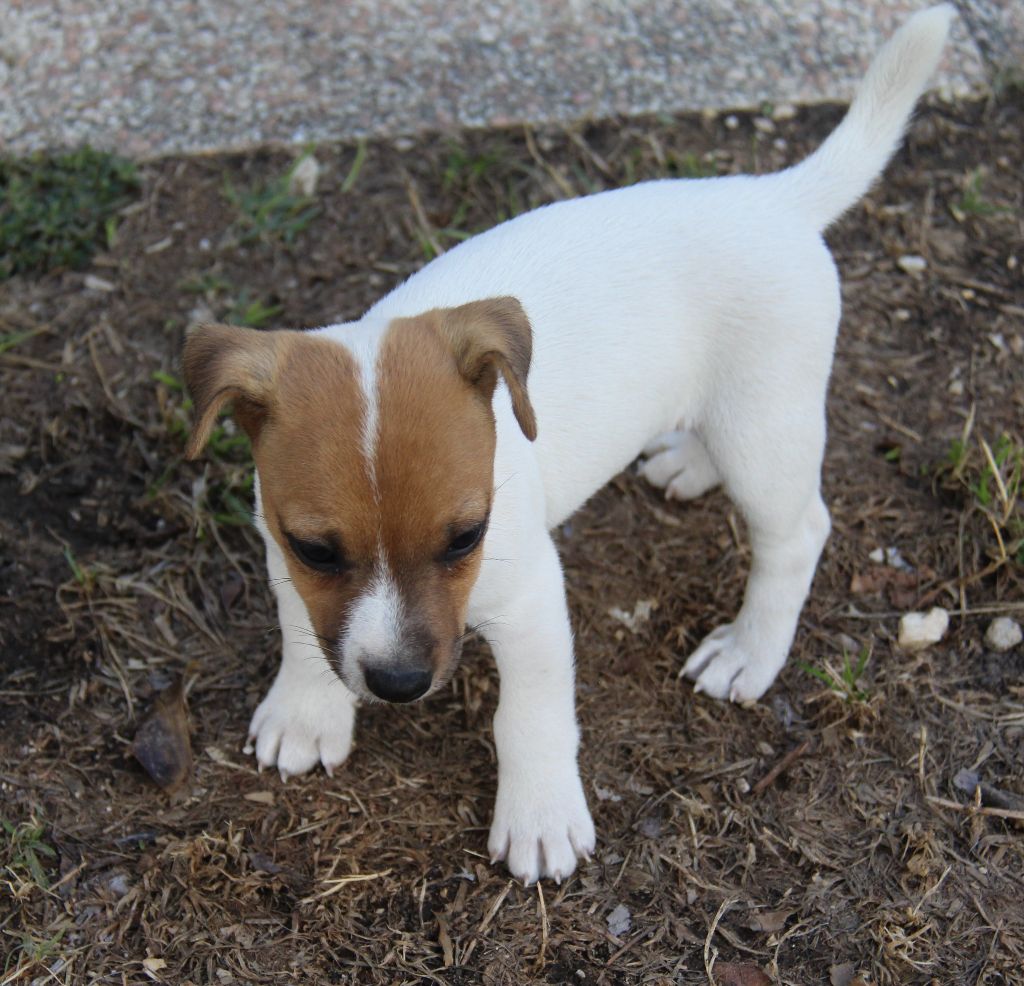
left=681, top=624, right=783, bottom=703
left=487, top=771, right=595, bottom=885
left=245, top=667, right=356, bottom=780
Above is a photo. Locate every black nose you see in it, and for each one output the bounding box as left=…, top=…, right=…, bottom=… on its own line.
left=363, top=666, right=432, bottom=703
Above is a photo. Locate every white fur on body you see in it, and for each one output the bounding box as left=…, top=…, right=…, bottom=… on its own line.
left=246, top=7, right=953, bottom=883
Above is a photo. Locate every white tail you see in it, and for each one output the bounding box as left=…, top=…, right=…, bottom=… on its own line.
left=775, top=4, right=954, bottom=230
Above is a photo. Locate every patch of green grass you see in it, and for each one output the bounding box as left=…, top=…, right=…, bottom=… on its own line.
left=341, top=139, right=368, bottom=193
left=952, top=169, right=1007, bottom=220
left=0, top=147, right=139, bottom=279
left=61, top=546, right=94, bottom=592
left=442, top=143, right=503, bottom=190
left=2, top=817, right=57, bottom=892
left=226, top=288, right=282, bottom=328
left=5, top=924, right=71, bottom=978
left=224, top=153, right=320, bottom=246
left=667, top=151, right=716, bottom=179
left=210, top=475, right=255, bottom=527
left=800, top=647, right=872, bottom=703
left=152, top=369, right=185, bottom=392
left=182, top=272, right=282, bottom=328
left=0, top=327, right=46, bottom=354
left=941, top=415, right=1023, bottom=567
left=183, top=271, right=232, bottom=296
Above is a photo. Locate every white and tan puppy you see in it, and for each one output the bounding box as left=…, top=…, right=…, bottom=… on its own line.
left=184, top=7, right=953, bottom=883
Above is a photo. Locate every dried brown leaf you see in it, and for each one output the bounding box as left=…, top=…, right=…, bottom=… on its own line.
left=131, top=676, right=192, bottom=791
left=742, top=907, right=794, bottom=933
left=715, top=961, right=772, bottom=986
left=830, top=962, right=857, bottom=986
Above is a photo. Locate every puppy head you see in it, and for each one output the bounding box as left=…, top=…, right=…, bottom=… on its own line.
left=183, top=297, right=534, bottom=703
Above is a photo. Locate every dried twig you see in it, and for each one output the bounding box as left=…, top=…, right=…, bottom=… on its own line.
left=751, top=740, right=813, bottom=796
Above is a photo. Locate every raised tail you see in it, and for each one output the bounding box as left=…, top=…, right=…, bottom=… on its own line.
left=774, top=4, right=954, bottom=230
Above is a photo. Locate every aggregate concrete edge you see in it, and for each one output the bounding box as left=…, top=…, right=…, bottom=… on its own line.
left=0, top=0, right=1016, bottom=159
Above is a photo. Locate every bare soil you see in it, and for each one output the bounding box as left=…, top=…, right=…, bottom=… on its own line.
left=1, top=92, right=1022, bottom=985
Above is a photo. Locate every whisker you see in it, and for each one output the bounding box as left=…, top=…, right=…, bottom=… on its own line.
left=493, top=474, right=517, bottom=496
left=288, top=624, right=334, bottom=646
left=459, top=616, right=508, bottom=642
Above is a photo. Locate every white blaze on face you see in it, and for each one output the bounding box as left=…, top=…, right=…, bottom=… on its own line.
left=339, top=557, right=405, bottom=683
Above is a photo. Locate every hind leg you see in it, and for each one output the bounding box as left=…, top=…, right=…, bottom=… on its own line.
left=640, top=429, right=720, bottom=501
left=682, top=405, right=831, bottom=702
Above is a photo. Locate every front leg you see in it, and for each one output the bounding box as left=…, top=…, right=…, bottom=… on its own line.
left=246, top=517, right=358, bottom=780
left=482, top=533, right=595, bottom=884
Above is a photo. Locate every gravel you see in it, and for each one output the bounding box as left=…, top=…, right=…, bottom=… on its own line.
left=0, top=0, right=1005, bottom=158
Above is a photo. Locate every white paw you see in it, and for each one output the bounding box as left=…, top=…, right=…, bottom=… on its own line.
left=681, top=624, right=783, bottom=703
left=487, top=771, right=596, bottom=885
left=245, top=664, right=357, bottom=780
left=640, top=430, right=718, bottom=501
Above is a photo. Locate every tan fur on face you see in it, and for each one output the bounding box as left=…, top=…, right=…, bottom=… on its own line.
left=184, top=299, right=534, bottom=691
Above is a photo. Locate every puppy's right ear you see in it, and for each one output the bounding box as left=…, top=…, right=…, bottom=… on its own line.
left=182, top=323, right=281, bottom=460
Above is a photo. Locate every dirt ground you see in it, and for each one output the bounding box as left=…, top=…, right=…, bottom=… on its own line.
left=1, top=91, right=1022, bottom=985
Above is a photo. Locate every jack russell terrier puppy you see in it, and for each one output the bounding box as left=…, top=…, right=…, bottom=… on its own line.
left=184, top=6, right=954, bottom=883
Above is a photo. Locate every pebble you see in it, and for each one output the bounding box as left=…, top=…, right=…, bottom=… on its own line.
left=869, top=546, right=911, bottom=570
left=607, top=904, right=632, bottom=937
left=898, top=607, right=949, bottom=651
left=288, top=154, right=321, bottom=198
left=897, top=255, right=928, bottom=275
left=83, top=274, right=116, bottom=292
left=985, top=617, right=1022, bottom=652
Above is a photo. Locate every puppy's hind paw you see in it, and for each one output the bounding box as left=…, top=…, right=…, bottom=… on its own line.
left=639, top=429, right=719, bottom=501
left=682, top=624, right=782, bottom=704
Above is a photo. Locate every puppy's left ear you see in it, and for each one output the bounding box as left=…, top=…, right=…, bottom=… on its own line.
left=439, top=296, right=537, bottom=441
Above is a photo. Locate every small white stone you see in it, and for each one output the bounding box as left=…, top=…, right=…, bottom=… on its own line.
left=948, top=379, right=964, bottom=396
left=869, top=547, right=885, bottom=563
left=608, top=598, right=657, bottom=634
left=724, top=114, right=739, bottom=130
left=898, top=608, right=949, bottom=651
left=84, top=274, right=115, bottom=292
left=288, top=155, right=320, bottom=198
left=607, top=904, right=632, bottom=937
left=773, top=103, right=797, bottom=121
left=884, top=546, right=911, bottom=571
left=753, top=116, right=775, bottom=134
left=897, top=255, right=928, bottom=275
left=985, top=617, right=1022, bottom=652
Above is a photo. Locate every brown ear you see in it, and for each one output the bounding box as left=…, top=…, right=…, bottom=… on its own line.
left=438, top=297, right=537, bottom=441
left=182, top=323, right=281, bottom=460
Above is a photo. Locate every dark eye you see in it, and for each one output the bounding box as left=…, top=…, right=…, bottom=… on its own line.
left=443, top=522, right=486, bottom=563
left=286, top=533, right=346, bottom=574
